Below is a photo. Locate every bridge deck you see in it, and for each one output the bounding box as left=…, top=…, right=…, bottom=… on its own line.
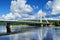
left=0, top=21, right=51, bottom=26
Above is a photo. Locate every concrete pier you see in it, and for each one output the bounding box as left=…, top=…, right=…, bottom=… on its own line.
left=6, top=22, right=12, bottom=33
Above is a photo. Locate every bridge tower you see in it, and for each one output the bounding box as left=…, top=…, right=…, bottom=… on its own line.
left=40, top=10, right=43, bottom=23
left=39, top=10, right=49, bottom=27
left=39, top=10, right=49, bottom=24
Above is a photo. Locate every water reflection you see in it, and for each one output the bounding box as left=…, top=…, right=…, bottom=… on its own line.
left=10, top=31, right=39, bottom=40
left=0, top=26, right=6, bottom=34
left=0, top=26, right=60, bottom=40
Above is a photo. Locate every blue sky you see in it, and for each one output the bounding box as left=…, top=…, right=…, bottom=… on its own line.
left=0, top=0, right=11, bottom=15
left=0, top=0, right=60, bottom=20
left=0, top=0, right=48, bottom=14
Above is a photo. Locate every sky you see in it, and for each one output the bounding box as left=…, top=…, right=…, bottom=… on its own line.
left=0, top=0, right=60, bottom=20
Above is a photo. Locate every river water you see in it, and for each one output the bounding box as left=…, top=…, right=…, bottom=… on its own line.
left=0, top=26, right=60, bottom=40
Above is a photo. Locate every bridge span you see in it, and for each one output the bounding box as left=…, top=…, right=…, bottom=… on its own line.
left=0, top=20, right=51, bottom=26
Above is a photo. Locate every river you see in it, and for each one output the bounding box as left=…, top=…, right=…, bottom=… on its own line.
left=0, top=26, right=60, bottom=40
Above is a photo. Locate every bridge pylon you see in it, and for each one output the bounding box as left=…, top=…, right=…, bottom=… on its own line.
left=39, top=10, right=50, bottom=27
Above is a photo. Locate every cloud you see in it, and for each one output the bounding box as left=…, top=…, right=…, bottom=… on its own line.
left=51, top=0, right=60, bottom=15
left=46, top=1, right=52, bottom=9
left=33, top=5, right=39, bottom=9
left=1, top=0, right=34, bottom=20
left=45, top=0, right=60, bottom=20
left=2, top=13, right=15, bottom=20
left=11, top=0, right=33, bottom=13
left=1, top=0, right=60, bottom=20
left=46, top=17, right=54, bottom=20
left=22, top=15, right=36, bottom=20
left=46, top=0, right=60, bottom=15
left=37, top=10, right=59, bottom=20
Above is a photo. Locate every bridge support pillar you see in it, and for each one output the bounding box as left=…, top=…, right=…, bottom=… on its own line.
left=41, top=24, right=43, bottom=27
left=6, top=22, right=12, bottom=33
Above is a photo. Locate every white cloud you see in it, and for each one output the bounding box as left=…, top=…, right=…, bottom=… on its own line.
left=36, top=10, right=59, bottom=20
left=46, top=0, right=60, bottom=15
left=29, top=15, right=36, bottom=19
left=2, top=0, right=60, bottom=20
left=46, top=1, right=52, bottom=9
left=46, top=18, right=54, bottom=20
left=51, top=0, right=60, bottom=15
left=43, top=17, right=58, bottom=20
left=22, top=15, right=36, bottom=20
left=2, top=13, right=16, bottom=20
left=45, top=0, right=60, bottom=20
left=33, top=5, right=39, bottom=9
left=11, top=0, right=33, bottom=13
left=1, top=0, right=34, bottom=20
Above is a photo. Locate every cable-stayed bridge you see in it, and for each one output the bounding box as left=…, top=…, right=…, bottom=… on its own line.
left=0, top=11, right=52, bottom=40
